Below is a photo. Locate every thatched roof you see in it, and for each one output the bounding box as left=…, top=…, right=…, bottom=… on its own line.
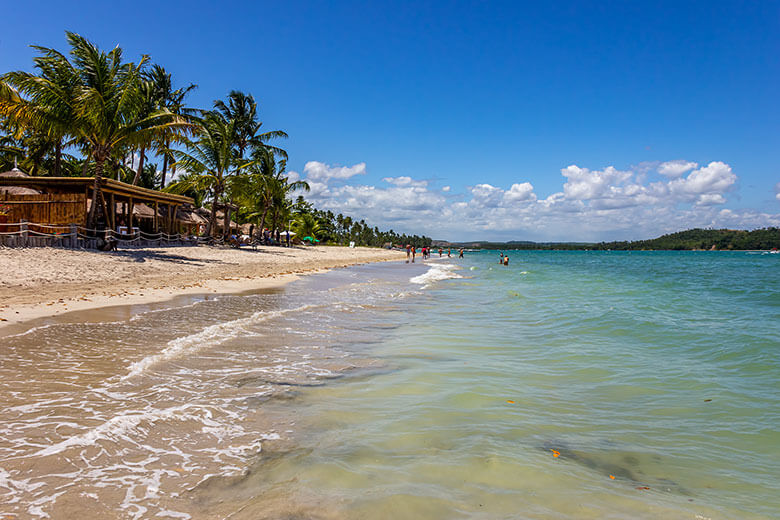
left=177, top=205, right=208, bottom=225
left=0, top=168, right=42, bottom=195
left=128, top=202, right=156, bottom=219
left=0, top=167, right=28, bottom=178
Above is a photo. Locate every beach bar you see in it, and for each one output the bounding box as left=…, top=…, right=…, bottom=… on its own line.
left=0, top=168, right=194, bottom=248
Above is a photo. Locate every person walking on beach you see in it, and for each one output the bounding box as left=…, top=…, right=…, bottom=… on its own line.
left=411, top=246, right=416, bottom=263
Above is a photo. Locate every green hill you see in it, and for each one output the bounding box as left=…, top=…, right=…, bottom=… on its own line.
left=438, top=228, right=780, bottom=251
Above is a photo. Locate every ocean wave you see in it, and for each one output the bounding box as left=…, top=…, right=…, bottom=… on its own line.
left=409, top=264, right=463, bottom=288
left=121, top=304, right=321, bottom=380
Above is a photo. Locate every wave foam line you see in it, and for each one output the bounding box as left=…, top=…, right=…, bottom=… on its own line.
left=121, top=304, right=320, bottom=380
left=410, top=263, right=463, bottom=288
left=32, top=404, right=212, bottom=457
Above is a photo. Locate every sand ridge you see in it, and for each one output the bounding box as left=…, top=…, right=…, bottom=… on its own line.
left=0, top=244, right=405, bottom=331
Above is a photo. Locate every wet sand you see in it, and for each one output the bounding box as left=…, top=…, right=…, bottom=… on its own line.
left=0, top=245, right=405, bottom=334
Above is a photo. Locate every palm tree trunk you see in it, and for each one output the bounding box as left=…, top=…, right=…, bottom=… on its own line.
left=132, top=145, right=145, bottom=185
left=160, top=139, right=169, bottom=189
left=54, top=139, right=62, bottom=176
left=208, top=185, right=222, bottom=238
left=258, top=205, right=269, bottom=238
left=87, top=156, right=106, bottom=230
left=224, top=201, right=233, bottom=239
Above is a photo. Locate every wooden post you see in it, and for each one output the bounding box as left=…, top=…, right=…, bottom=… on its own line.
left=172, top=204, right=178, bottom=237
left=20, top=219, right=28, bottom=247
left=128, top=197, right=134, bottom=231
left=154, top=201, right=159, bottom=233
left=109, top=192, right=116, bottom=231
left=70, top=224, right=77, bottom=248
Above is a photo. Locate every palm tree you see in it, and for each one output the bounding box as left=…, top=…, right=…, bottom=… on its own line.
left=1, top=44, right=79, bottom=176
left=214, top=90, right=288, bottom=160
left=231, top=148, right=308, bottom=237
left=144, top=65, right=196, bottom=188
left=293, top=213, right=321, bottom=241
left=3, top=32, right=192, bottom=228
left=165, top=113, right=245, bottom=236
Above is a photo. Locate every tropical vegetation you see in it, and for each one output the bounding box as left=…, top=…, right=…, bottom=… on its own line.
left=440, top=227, right=780, bottom=251
left=0, top=31, right=431, bottom=247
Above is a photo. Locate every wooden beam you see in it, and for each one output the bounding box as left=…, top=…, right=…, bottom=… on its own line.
left=109, top=192, right=116, bottom=231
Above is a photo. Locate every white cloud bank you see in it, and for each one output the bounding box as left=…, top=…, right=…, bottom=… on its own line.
left=290, top=160, right=780, bottom=241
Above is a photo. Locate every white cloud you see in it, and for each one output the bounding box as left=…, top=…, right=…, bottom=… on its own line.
left=668, top=161, right=736, bottom=205
left=382, top=176, right=428, bottom=187
left=302, top=161, right=366, bottom=182
left=503, top=182, right=536, bottom=203
left=561, top=165, right=634, bottom=201
left=775, top=182, right=780, bottom=202
left=658, top=160, right=698, bottom=178
left=294, top=159, right=778, bottom=241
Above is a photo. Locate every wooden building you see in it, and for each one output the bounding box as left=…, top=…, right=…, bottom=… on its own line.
left=0, top=171, right=193, bottom=234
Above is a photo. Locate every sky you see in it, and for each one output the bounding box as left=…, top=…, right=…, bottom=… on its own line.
left=1, top=0, right=778, bottom=241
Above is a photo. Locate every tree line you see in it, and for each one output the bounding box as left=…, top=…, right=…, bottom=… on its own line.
left=0, top=31, right=431, bottom=247
left=443, top=228, right=780, bottom=251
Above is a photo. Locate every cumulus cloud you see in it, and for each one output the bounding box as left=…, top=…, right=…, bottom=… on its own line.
left=504, top=182, right=536, bottom=203
left=382, top=176, right=428, bottom=187
left=667, top=161, right=737, bottom=205
left=302, top=161, right=366, bottom=182
left=658, top=160, right=698, bottom=178
left=775, top=182, right=780, bottom=202
left=293, top=159, right=777, bottom=241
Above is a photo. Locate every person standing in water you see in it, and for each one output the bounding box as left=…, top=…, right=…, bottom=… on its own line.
left=499, top=252, right=504, bottom=264
left=411, top=246, right=416, bottom=263
left=459, top=248, right=464, bottom=258
left=503, top=255, right=509, bottom=266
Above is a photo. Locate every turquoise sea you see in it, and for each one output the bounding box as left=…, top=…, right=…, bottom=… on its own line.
left=1, top=250, right=778, bottom=518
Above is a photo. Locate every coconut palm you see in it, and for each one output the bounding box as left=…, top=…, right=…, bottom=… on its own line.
left=213, top=90, right=288, bottom=160
left=293, top=213, right=321, bottom=241
left=1, top=44, right=79, bottom=176
left=165, top=112, right=249, bottom=236
left=144, top=65, right=197, bottom=188
left=2, top=32, right=193, bottom=227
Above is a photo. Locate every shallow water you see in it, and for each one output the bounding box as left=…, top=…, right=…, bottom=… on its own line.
left=1, top=251, right=778, bottom=518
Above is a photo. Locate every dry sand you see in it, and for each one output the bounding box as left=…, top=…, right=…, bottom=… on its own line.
left=0, top=244, right=405, bottom=332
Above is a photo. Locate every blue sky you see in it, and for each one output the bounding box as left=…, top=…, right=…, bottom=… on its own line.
left=2, top=1, right=778, bottom=240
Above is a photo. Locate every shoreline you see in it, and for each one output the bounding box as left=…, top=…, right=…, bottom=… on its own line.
left=0, top=244, right=405, bottom=335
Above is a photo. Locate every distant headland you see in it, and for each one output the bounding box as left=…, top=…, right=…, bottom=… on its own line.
left=434, top=227, right=780, bottom=251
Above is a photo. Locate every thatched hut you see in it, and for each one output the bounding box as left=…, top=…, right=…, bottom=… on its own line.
left=0, top=167, right=42, bottom=196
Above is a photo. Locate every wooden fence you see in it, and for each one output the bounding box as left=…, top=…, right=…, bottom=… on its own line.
left=0, top=221, right=202, bottom=249
left=0, top=192, right=86, bottom=226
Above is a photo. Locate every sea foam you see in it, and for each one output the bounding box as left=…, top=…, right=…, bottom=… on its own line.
left=409, top=263, right=463, bottom=288
left=121, top=304, right=319, bottom=380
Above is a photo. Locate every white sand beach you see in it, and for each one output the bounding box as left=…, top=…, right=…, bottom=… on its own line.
left=0, top=245, right=405, bottom=331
